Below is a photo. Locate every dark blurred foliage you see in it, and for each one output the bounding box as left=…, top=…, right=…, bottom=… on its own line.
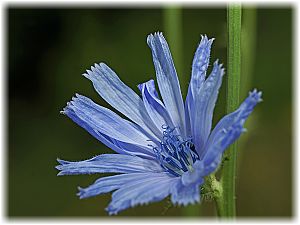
left=8, top=6, right=292, bottom=217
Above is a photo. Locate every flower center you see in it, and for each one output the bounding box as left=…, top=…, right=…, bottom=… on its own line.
left=153, top=126, right=199, bottom=177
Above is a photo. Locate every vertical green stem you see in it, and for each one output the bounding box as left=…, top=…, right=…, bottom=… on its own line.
left=206, top=175, right=225, bottom=217
left=218, top=4, right=242, bottom=218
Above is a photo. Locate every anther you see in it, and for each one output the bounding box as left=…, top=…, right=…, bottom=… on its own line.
left=153, top=126, right=199, bottom=176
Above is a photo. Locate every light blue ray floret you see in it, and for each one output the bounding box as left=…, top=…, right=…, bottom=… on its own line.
left=56, top=32, right=262, bottom=215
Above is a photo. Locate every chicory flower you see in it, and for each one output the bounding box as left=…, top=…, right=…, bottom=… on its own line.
left=56, top=32, right=262, bottom=215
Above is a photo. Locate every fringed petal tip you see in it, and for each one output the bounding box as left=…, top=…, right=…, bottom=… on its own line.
left=105, top=199, right=138, bottom=215
left=171, top=193, right=200, bottom=207
left=105, top=203, right=132, bottom=216
left=170, top=180, right=202, bottom=207
left=77, top=186, right=87, bottom=199
left=56, top=158, right=69, bottom=165
left=60, top=93, right=85, bottom=114
left=236, top=88, right=262, bottom=120
left=56, top=171, right=64, bottom=176
left=106, top=206, right=118, bottom=216
left=174, top=198, right=200, bottom=207
left=56, top=168, right=64, bottom=176
left=105, top=199, right=161, bottom=216
left=76, top=184, right=104, bottom=200
left=213, top=59, right=225, bottom=74
left=56, top=158, right=70, bottom=176
left=55, top=157, right=92, bottom=176
left=238, top=89, right=263, bottom=118
left=60, top=101, right=73, bottom=115
left=200, top=34, right=215, bottom=46
left=249, top=89, right=263, bottom=102
left=82, top=62, right=108, bottom=79
left=62, top=93, right=94, bottom=112
left=77, top=186, right=93, bottom=199
left=146, top=31, right=164, bottom=44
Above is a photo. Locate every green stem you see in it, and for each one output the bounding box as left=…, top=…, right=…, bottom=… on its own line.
left=216, top=4, right=242, bottom=218
left=205, top=175, right=225, bottom=217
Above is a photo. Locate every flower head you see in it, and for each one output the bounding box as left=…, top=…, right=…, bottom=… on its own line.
left=56, top=32, right=262, bottom=215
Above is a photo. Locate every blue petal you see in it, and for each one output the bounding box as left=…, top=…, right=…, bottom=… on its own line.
left=185, top=36, right=214, bottom=138
left=138, top=79, right=174, bottom=132
left=190, top=35, right=214, bottom=95
left=56, top=154, right=163, bottom=176
left=169, top=162, right=204, bottom=206
left=83, top=63, right=161, bottom=140
left=63, top=105, right=156, bottom=159
left=181, top=161, right=205, bottom=186
left=108, top=137, right=157, bottom=159
left=106, top=173, right=178, bottom=215
left=63, top=94, right=159, bottom=148
left=202, top=90, right=262, bottom=166
left=184, top=90, right=193, bottom=137
left=191, top=60, right=225, bottom=157
left=77, top=173, right=159, bottom=199
left=170, top=178, right=203, bottom=206
left=147, top=32, right=186, bottom=137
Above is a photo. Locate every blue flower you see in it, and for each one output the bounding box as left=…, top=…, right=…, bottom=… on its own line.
left=56, top=32, right=262, bottom=215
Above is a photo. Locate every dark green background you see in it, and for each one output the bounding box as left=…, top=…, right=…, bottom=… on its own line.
left=8, top=6, right=292, bottom=217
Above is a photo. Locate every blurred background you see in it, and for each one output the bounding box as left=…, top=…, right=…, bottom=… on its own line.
left=8, top=6, right=292, bottom=217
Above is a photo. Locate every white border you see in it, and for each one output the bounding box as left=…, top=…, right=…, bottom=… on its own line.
left=0, top=0, right=298, bottom=224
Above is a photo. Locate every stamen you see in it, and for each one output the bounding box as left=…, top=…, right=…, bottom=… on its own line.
left=154, top=126, right=199, bottom=176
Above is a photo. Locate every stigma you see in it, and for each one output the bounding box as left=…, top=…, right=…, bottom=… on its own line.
left=153, top=126, right=199, bottom=177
